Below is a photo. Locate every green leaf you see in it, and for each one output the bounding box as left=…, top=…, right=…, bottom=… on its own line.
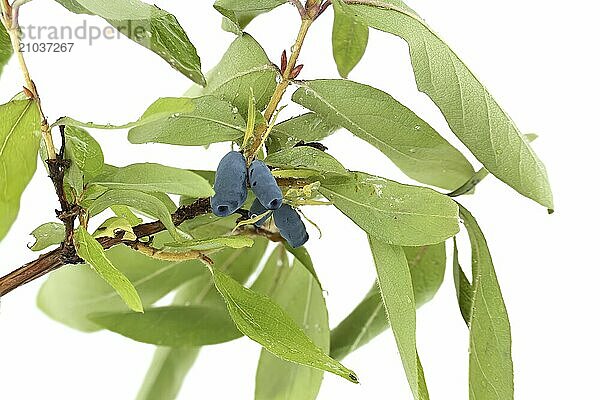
left=91, top=163, right=213, bottom=197
left=56, top=96, right=247, bottom=147
left=136, top=347, right=200, bottom=400
left=405, top=244, right=447, bottom=307
left=55, top=0, right=204, bottom=84
left=330, top=242, right=445, bottom=360
left=111, top=205, right=143, bottom=226
left=293, top=80, right=474, bottom=190
left=88, top=189, right=180, bottom=240
left=64, top=157, right=85, bottom=196
left=29, top=222, right=65, bottom=251
left=128, top=96, right=246, bottom=146
left=255, top=255, right=329, bottom=400
left=64, top=125, right=104, bottom=179
left=343, top=0, right=553, bottom=209
left=73, top=227, right=143, bottom=313
left=332, top=0, right=369, bottom=78
left=448, top=133, right=538, bottom=197
left=199, top=34, right=279, bottom=112
left=0, top=99, right=41, bottom=241
left=369, top=237, right=429, bottom=399
left=211, top=267, right=358, bottom=383
left=93, top=216, right=136, bottom=241
left=0, top=23, right=12, bottom=76
left=284, top=244, right=323, bottom=290
left=38, top=238, right=211, bottom=331
left=136, top=239, right=268, bottom=400
left=320, top=172, right=459, bottom=246
left=265, top=146, right=349, bottom=175
left=452, top=238, right=472, bottom=323
left=214, top=0, right=287, bottom=34
left=89, top=305, right=240, bottom=346
left=458, top=205, right=514, bottom=399
left=267, top=113, right=338, bottom=152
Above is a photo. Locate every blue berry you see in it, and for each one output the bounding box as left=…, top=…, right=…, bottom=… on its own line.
left=211, top=151, right=248, bottom=217
left=249, top=198, right=271, bottom=227
left=273, top=204, right=309, bottom=248
left=249, top=160, right=283, bottom=210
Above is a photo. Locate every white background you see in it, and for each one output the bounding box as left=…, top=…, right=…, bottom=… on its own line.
left=1, top=0, right=599, bottom=399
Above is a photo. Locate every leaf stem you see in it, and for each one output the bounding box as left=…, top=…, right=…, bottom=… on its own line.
left=0, top=1, right=57, bottom=159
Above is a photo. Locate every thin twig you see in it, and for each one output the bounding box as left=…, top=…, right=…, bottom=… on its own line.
left=288, top=0, right=305, bottom=16
left=317, top=0, right=332, bottom=17
left=0, top=0, right=57, bottom=159
left=124, top=241, right=214, bottom=265
left=245, top=17, right=314, bottom=160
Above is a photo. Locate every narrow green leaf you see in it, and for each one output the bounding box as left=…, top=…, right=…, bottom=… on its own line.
left=255, top=255, right=329, bottom=400
left=64, top=156, right=85, bottom=196
left=89, top=305, right=240, bottom=346
left=293, top=80, right=474, bottom=190
left=330, top=284, right=386, bottom=361
left=369, top=237, right=429, bottom=399
left=214, top=0, right=286, bottom=34
left=73, top=227, right=143, bottom=313
left=344, top=0, right=553, bottom=209
left=56, top=96, right=246, bottom=147
left=88, top=189, right=180, bottom=240
left=448, top=134, right=537, bottom=197
left=55, top=0, right=205, bottom=84
left=200, top=33, right=279, bottom=113
left=405, top=244, right=447, bottom=307
left=284, top=244, right=323, bottom=290
left=128, top=96, right=246, bottom=146
left=136, top=239, right=268, bottom=400
left=93, top=216, right=136, bottom=241
left=0, top=23, right=12, bottom=75
left=320, top=172, right=459, bottom=246
left=330, top=242, right=445, bottom=360
left=64, top=125, right=104, bottom=179
left=136, top=347, right=200, bottom=400
left=38, top=237, right=210, bottom=331
left=332, top=0, right=369, bottom=77
left=91, top=163, right=214, bottom=197
left=29, top=222, right=65, bottom=251
left=111, top=205, right=143, bottom=226
left=452, top=238, right=472, bottom=323
left=0, top=99, right=41, bottom=241
left=265, top=146, right=349, bottom=175
left=242, top=91, right=257, bottom=148
left=212, top=267, right=358, bottom=383
left=458, top=205, right=514, bottom=399
left=267, top=113, right=338, bottom=152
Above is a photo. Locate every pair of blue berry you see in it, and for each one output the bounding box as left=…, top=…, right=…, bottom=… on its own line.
left=210, top=151, right=308, bottom=248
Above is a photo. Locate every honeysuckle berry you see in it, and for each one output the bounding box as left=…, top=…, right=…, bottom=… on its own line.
left=211, top=151, right=248, bottom=217
left=249, top=198, right=271, bottom=227
left=273, top=204, right=309, bottom=248
left=248, top=160, right=283, bottom=210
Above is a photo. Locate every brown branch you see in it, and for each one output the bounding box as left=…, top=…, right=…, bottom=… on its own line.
left=0, top=197, right=286, bottom=297
left=0, top=198, right=212, bottom=297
